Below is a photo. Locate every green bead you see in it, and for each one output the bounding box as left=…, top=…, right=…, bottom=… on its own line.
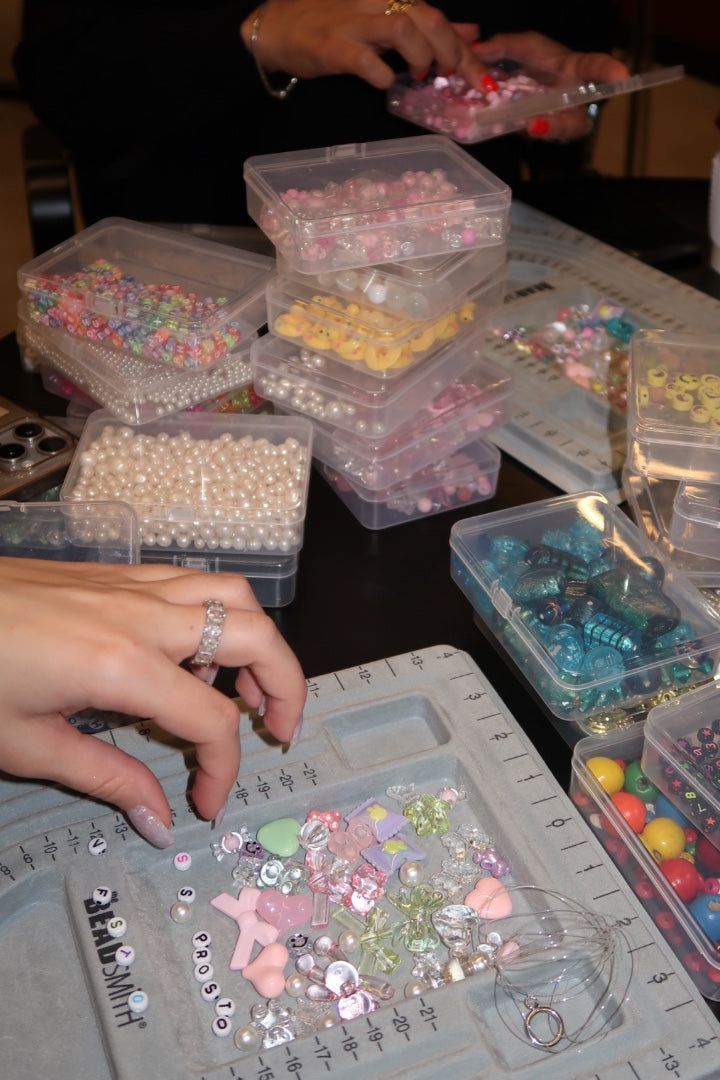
left=623, top=760, right=659, bottom=803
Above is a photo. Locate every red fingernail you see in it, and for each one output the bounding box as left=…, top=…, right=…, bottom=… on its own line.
left=528, top=117, right=550, bottom=136
left=415, top=69, right=429, bottom=82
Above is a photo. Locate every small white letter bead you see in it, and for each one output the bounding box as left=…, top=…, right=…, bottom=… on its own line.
left=88, top=836, right=108, bottom=856
left=173, top=852, right=192, bottom=871
left=215, top=997, right=236, bottom=1018
left=192, top=930, right=212, bottom=949
left=201, top=980, right=221, bottom=1003
left=107, top=916, right=128, bottom=939
left=177, top=886, right=196, bottom=903
left=115, top=945, right=136, bottom=967
left=92, top=886, right=113, bottom=907
left=194, top=962, right=214, bottom=983
left=212, top=1016, right=233, bottom=1038
left=128, top=990, right=149, bottom=1014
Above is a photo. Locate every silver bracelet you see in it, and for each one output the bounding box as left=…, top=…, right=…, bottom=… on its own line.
left=250, top=3, right=298, bottom=101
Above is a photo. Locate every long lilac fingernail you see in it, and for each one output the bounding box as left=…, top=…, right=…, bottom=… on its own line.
left=258, top=695, right=267, bottom=718
left=289, top=714, right=304, bottom=749
left=212, top=801, right=228, bottom=831
left=128, top=806, right=175, bottom=849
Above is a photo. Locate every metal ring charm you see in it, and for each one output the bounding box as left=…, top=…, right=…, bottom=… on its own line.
left=191, top=599, right=227, bottom=666
left=522, top=996, right=564, bottom=1048
left=385, top=0, right=417, bottom=14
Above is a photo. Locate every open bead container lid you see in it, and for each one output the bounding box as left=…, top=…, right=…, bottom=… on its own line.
left=668, top=479, right=720, bottom=561
left=251, top=326, right=491, bottom=437
left=0, top=500, right=138, bottom=563
left=309, top=356, right=512, bottom=490
left=276, top=243, right=507, bottom=322
left=641, top=680, right=720, bottom=848
left=387, top=63, right=683, bottom=144
left=244, top=135, right=511, bottom=274
left=450, top=491, right=720, bottom=733
left=60, top=411, right=313, bottom=557
left=17, top=218, right=274, bottom=369
left=627, top=329, right=720, bottom=481
left=16, top=301, right=255, bottom=426
left=266, top=263, right=505, bottom=377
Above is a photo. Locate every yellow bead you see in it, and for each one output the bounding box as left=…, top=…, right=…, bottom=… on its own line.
left=586, top=756, right=625, bottom=795
left=640, top=816, right=686, bottom=862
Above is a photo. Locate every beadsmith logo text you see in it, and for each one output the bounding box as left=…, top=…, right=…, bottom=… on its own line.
left=82, top=894, right=148, bottom=1030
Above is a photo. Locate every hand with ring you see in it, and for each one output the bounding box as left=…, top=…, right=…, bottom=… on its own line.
left=0, top=558, right=306, bottom=846
left=471, top=31, right=630, bottom=142
left=241, top=0, right=487, bottom=90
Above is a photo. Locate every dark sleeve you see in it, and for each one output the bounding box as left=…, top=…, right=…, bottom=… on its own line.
left=13, top=1, right=261, bottom=153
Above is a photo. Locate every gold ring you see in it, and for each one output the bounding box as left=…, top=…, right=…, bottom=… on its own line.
left=385, top=0, right=416, bottom=14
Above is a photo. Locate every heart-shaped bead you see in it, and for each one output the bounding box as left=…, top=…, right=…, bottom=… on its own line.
left=257, top=888, right=312, bottom=932
left=256, top=817, right=302, bottom=857
left=464, top=877, right=513, bottom=920
left=242, top=942, right=289, bottom=998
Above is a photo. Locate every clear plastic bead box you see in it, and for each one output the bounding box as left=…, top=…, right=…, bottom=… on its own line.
left=321, top=435, right=500, bottom=529
left=621, top=466, right=720, bottom=588
left=641, top=681, right=720, bottom=848
left=17, top=218, right=274, bottom=369
left=276, top=243, right=507, bottom=322
left=0, top=500, right=138, bottom=563
left=449, top=492, right=720, bottom=734
left=243, top=135, right=511, bottom=274
left=387, top=63, right=683, bottom=144
left=252, top=326, right=496, bottom=437
left=570, top=724, right=720, bottom=1001
left=627, top=329, right=720, bottom=481
left=17, top=303, right=257, bottom=425
left=669, top=480, right=720, bottom=560
left=60, top=411, right=313, bottom=561
left=308, top=357, right=512, bottom=490
left=266, top=264, right=505, bottom=376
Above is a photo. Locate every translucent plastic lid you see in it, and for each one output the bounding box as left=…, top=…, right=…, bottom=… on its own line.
left=388, top=63, right=684, bottom=144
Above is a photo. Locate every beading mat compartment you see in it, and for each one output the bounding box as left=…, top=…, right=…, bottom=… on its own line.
left=1, top=646, right=719, bottom=1078
left=267, top=266, right=505, bottom=377
left=17, top=303, right=256, bottom=425
left=621, top=466, right=720, bottom=593
left=642, top=681, right=720, bottom=848
left=277, top=243, right=506, bottom=321
left=387, top=63, right=683, bottom=144
left=17, top=218, right=274, bottom=368
left=321, top=436, right=500, bottom=529
left=669, top=480, right=720, bottom=560
left=244, top=135, right=511, bottom=273
left=449, top=492, right=720, bottom=735
left=308, top=357, right=512, bottom=490
left=0, top=500, right=138, bottom=563
left=571, top=724, right=720, bottom=1001
left=60, top=411, right=313, bottom=559
left=627, top=329, right=720, bottom=481
left=252, top=326, right=492, bottom=437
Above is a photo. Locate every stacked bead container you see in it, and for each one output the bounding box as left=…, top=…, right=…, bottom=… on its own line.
left=624, top=331, right=720, bottom=589
left=570, top=724, right=720, bottom=1001
left=59, top=411, right=313, bottom=607
left=16, top=218, right=274, bottom=424
left=449, top=491, right=720, bottom=735
left=246, top=135, right=512, bottom=527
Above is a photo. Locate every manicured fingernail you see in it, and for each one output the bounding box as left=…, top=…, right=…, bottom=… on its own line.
left=212, top=800, right=227, bottom=831
left=528, top=116, right=550, bottom=136
left=258, top=695, right=267, bottom=718
left=414, top=69, right=429, bottom=81
left=193, top=662, right=219, bottom=686
left=128, top=806, right=174, bottom=849
left=289, top=714, right=304, bottom=749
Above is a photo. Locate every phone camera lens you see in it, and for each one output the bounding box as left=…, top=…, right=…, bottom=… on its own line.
left=38, top=436, right=68, bottom=454
left=0, top=443, right=26, bottom=461
left=14, top=422, right=44, bottom=440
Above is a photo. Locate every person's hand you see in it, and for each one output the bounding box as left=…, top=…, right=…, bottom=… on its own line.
left=241, top=0, right=487, bottom=90
left=0, top=558, right=306, bottom=846
left=472, top=31, right=630, bottom=142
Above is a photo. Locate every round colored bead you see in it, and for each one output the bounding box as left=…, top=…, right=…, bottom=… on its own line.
left=688, top=894, right=720, bottom=944
left=695, top=835, right=720, bottom=875
left=658, top=857, right=704, bottom=902
left=640, top=817, right=687, bottom=862
left=610, top=791, right=647, bottom=833
left=623, top=760, right=659, bottom=803
left=127, top=990, right=149, bottom=1014
left=586, top=755, right=625, bottom=795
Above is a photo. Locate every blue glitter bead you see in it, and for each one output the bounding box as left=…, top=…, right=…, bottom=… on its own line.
left=545, top=624, right=585, bottom=675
